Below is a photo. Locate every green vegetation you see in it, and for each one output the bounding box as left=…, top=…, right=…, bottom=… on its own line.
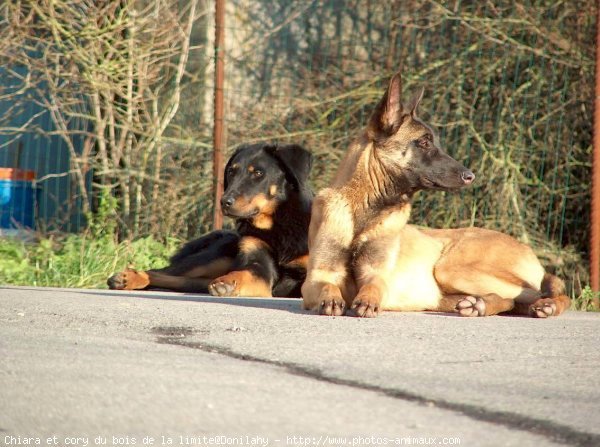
left=0, top=234, right=177, bottom=290
left=0, top=193, right=179, bottom=289
left=577, top=286, right=600, bottom=312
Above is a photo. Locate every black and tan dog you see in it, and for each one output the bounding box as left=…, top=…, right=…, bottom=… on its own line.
left=108, top=142, right=313, bottom=297
left=302, top=71, right=570, bottom=318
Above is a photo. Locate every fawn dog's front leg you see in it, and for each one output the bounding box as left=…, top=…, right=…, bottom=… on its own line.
left=349, top=207, right=409, bottom=317
left=350, top=236, right=398, bottom=318
left=301, top=193, right=356, bottom=316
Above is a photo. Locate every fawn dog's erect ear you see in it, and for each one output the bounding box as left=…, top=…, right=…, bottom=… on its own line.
left=368, top=72, right=406, bottom=138
left=265, top=144, right=313, bottom=190
left=408, top=86, right=425, bottom=117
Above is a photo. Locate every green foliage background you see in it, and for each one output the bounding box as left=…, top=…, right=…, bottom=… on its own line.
left=0, top=193, right=178, bottom=289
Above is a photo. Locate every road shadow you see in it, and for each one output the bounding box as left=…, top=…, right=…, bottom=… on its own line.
left=2, top=286, right=480, bottom=318
left=3, top=285, right=311, bottom=315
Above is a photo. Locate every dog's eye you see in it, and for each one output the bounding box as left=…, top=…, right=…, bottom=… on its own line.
left=253, top=169, right=264, bottom=178
left=417, top=135, right=433, bottom=148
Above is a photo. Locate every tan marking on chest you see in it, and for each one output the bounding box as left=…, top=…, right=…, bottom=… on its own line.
left=240, top=236, right=269, bottom=254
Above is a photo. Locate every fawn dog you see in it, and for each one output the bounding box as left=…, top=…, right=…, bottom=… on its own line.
left=301, top=72, right=570, bottom=318
left=108, top=143, right=312, bottom=297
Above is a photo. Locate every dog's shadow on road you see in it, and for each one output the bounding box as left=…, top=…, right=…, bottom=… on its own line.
left=6, top=286, right=463, bottom=317
left=73, top=290, right=463, bottom=318
left=74, top=288, right=311, bottom=315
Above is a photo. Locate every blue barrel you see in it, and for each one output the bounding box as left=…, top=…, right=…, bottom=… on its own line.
left=0, top=169, right=36, bottom=230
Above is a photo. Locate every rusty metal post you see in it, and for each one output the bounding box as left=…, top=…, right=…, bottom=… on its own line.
left=592, top=0, right=600, bottom=307
left=212, top=0, right=226, bottom=230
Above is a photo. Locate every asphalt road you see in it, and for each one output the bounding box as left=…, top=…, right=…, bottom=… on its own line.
left=1, top=286, right=599, bottom=447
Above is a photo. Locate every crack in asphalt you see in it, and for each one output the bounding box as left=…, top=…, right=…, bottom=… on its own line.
left=156, top=334, right=599, bottom=447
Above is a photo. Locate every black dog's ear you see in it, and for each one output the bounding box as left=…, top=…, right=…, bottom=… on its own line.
left=223, top=145, right=247, bottom=191
left=265, top=144, right=313, bottom=189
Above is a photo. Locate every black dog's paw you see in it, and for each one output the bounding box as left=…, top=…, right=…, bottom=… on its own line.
left=107, top=269, right=150, bottom=290
left=107, top=273, right=126, bottom=290
left=208, top=277, right=239, bottom=297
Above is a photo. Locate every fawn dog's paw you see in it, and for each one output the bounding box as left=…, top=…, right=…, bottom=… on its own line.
left=317, top=284, right=346, bottom=316
left=456, top=295, right=486, bottom=317
left=107, top=269, right=150, bottom=290
left=529, top=298, right=557, bottom=318
left=349, top=284, right=381, bottom=318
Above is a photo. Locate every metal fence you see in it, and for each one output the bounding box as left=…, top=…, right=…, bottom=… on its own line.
left=0, top=0, right=595, bottom=295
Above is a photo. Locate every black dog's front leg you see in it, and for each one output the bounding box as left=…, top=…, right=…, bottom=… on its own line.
left=208, top=236, right=277, bottom=297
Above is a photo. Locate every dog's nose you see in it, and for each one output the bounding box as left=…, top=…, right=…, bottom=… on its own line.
left=221, top=196, right=235, bottom=209
left=461, top=170, right=475, bottom=185
left=461, top=170, right=475, bottom=184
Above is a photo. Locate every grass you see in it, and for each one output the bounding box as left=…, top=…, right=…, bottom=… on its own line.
left=577, top=286, right=600, bottom=312
left=0, top=190, right=180, bottom=289
left=0, top=233, right=178, bottom=290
